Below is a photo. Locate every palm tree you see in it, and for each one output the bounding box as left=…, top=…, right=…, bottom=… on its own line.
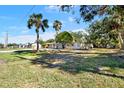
left=53, top=20, right=62, bottom=36
left=53, top=20, right=62, bottom=48
left=27, top=13, right=49, bottom=52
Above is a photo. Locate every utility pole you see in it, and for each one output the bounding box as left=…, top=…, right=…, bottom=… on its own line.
left=4, top=31, right=8, bottom=48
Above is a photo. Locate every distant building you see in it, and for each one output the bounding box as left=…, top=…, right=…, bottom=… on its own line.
left=44, top=42, right=93, bottom=50
left=73, top=43, right=81, bottom=49
left=32, top=43, right=42, bottom=50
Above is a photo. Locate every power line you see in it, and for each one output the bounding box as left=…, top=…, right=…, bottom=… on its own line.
left=4, top=6, right=36, bottom=45
left=20, top=5, right=36, bottom=23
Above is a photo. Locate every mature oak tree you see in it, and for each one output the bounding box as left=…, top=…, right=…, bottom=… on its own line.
left=59, top=5, right=124, bottom=49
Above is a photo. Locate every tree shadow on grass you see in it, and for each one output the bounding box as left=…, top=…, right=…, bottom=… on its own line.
left=15, top=51, right=124, bottom=79
left=13, top=50, right=33, bottom=54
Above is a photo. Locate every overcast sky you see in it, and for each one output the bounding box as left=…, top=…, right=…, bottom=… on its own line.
left=0, top=5, right=89, bottom=44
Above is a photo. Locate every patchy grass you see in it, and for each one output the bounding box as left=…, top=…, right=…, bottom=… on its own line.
left=0, top=49, right=124, bottom=88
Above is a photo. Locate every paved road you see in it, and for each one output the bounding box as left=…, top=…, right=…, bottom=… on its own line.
left=0, top=48, right=32, bottom=53
left=0, top=50, right=16, bottom=53
left=0, top=48, right=121, bottom=54
left=0, top=48, right=60, bottom=53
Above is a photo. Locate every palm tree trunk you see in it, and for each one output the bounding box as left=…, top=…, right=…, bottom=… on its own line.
left=36, top=31, right=39, bottom=52
left=55, top=30, right=59, bottom=49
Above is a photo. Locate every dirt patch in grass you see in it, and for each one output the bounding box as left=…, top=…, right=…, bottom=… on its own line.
left=0, top=60, right=5, bottom=64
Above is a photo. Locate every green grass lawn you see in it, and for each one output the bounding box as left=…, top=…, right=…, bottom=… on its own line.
left=0, top=49, right=124, bottom=88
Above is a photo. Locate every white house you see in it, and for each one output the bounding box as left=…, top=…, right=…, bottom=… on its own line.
left=32, top=43, right=42, bottom=50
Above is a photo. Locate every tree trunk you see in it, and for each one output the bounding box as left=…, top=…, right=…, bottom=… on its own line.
left=62, top=43, right=65, bottom=49
left=36, top=31, right=39, bottom=52
left=55, top=30, right=59, bottom=49
left=118, top=32, right=124, bottom=49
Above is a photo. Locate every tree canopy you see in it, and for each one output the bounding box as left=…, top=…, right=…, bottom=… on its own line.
left=70, top=31, right=89, bottom=44
left=27, top=13, right=49, bottom=52
left=53, top=20, right=62, bottom=34
left=46, top=39, right=55, bottom=43
left=59, top=5, right=124, bottom=49
left=88, top=20, right=119, bottom=48
left=56, top=31, right=73, bottom=48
